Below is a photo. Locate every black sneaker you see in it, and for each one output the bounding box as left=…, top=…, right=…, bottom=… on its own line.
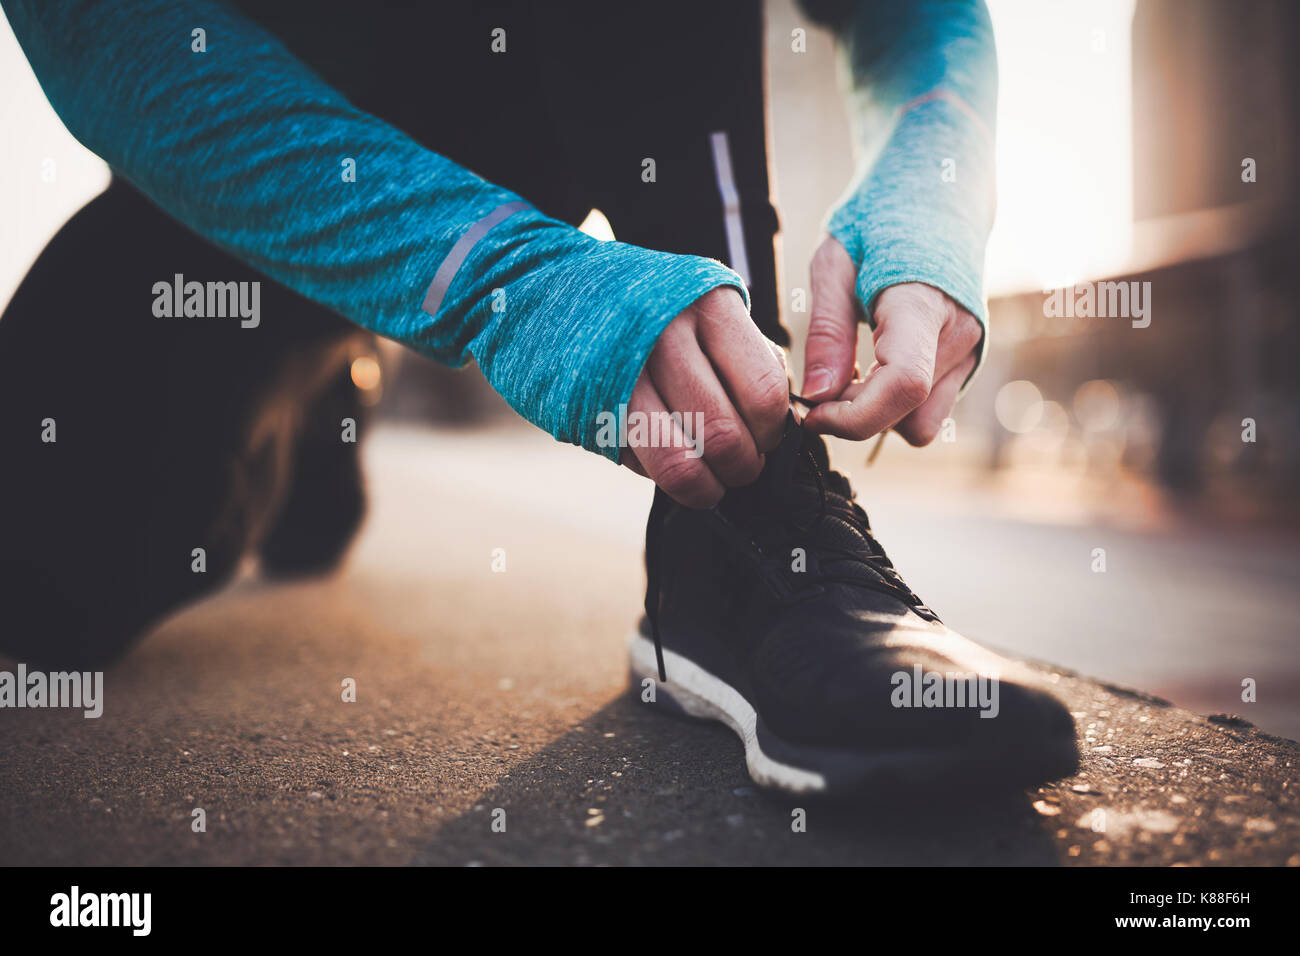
left=631, top=414, right=1078, bottom=797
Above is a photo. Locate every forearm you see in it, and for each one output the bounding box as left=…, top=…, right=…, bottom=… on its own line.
left=811, top=0, right=997, bottom=363
left=3, top=0, right=745, bottom=456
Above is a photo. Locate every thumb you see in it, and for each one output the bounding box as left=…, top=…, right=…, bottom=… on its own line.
left=801, top=237, right=861, bottom=400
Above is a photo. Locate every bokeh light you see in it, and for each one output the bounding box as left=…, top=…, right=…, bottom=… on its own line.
left=350, top=355, right=382, bottom=393
left=995, top=379, right=1044, bottom=433
left=1073, top=379, right=1122, bottom=432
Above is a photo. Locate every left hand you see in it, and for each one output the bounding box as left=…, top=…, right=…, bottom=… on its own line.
left=798, top=236, right=983, bottom=446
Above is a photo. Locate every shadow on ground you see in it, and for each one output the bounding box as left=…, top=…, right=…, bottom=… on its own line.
left=413, top=693, right=1063, bottom=866
left=414, top=669, right=1300, bottom=867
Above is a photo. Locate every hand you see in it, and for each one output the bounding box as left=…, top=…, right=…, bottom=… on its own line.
left=798, top=237, right=982, bottom=445
left=623, top=287, right=789, bottom=508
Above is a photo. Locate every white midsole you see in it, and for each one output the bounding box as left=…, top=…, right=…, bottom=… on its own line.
left=627, top=630, right=827, bottom=794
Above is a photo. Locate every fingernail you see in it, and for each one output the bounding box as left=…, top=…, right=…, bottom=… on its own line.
left=803, top=366, right=833, bottom=397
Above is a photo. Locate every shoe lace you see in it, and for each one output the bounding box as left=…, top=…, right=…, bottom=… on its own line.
left=765, top=437, right=930, bottom=610
left=781, top=395, right=930, bottom=609
left=644, top=488, right=673, bottom=683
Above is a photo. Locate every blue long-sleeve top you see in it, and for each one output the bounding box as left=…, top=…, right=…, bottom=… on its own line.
left=3, top=0, right=996, bottom=459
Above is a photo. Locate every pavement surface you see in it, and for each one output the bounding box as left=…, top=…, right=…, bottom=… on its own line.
left=1, top=424, right=1297, bottom=866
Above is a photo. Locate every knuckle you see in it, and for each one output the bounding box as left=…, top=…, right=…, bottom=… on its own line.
left=958, top=316, right=984, bottom=351
left=696, top=287, right=743, bottom=325
left=805, top=319, right=853, bottom=351
left=893, top=364, right=933, bottom=407
left=701, top=414, right=750, bottom=464
left=750, top=366, right=791, bottom=421
left=769, top=340, right=789, bottom=372
left=654, top=454, right=711, bottom=501
left=700, top=286, right=735, bottom=308
left=653, top=315, right=693, bottom=352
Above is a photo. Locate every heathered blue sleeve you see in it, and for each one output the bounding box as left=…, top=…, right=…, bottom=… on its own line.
left=824, top=0, right=998, bottom=383
left=1, top=0, right=747, bottom=460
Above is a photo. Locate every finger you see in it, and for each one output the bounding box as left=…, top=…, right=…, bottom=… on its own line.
left=627, top=373, right=725, bottom=508
left=895, top=353, right=976, bottom=446
left=649, top=321, right=764, bottom=487
left=693, top=290, right=790, bottom=454
left=931, top=310, right=984, bottom=382
left=767, top=337, right=791, bottom=369
left=802, top=304, right=943, bottom=440
left=801, top=238, right=860, bottom=400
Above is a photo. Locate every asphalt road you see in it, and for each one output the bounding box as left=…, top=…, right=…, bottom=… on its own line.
left=0, top=424, right=1296, bottom=865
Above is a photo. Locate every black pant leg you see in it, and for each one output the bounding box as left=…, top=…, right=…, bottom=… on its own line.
left=0, top=180, right=368, bottom=667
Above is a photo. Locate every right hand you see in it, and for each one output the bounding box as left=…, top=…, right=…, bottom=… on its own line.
left=622, top=287, right=789, bottom=508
